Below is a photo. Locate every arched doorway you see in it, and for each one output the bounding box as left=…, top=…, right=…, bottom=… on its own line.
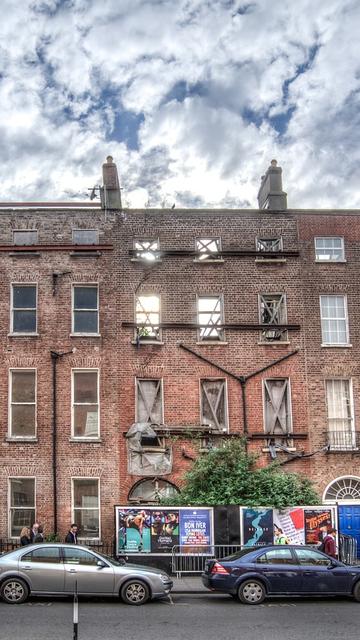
left=128, top=478, right=179, bottom=504
left=323, top=476, right=360, bottom=558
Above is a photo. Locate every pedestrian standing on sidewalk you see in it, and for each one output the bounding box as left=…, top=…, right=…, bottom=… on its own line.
left=323, top=528, right=337, bottom=559
left=20, top=527, right=31, bottom=546
left=65, top=524, right=78, bottom=544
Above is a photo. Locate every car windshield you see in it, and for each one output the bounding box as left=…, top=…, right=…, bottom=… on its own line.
left=221, top=548, right=256, bottom=562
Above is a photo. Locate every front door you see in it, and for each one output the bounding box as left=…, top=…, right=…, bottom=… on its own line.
left=19, top=546, right=65, bottom=593
left=63, top=547, right=114, bottom=594
left=295, top=548, right=351, bottom=594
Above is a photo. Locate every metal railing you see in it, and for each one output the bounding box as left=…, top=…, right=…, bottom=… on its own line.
left=0, top=538, right=115, bottom=556
left=326, top=430, right=360, bottom=451
left=171, top=544, right=244, bottom=576
left=339, top=534, right=358, bottom=564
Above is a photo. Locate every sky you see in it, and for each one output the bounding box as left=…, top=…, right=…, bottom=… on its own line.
left=1, top=0, right=360, bottom=208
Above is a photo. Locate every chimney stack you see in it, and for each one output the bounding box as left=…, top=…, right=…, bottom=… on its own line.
left=100, top=156, right=122, bottom=209
left=257, top=159, right=287, bottom=210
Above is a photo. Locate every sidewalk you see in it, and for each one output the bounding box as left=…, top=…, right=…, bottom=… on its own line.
left=171, top=575, right=210, bottom=593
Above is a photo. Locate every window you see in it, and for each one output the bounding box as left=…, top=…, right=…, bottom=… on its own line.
left=295, top=548, right=331, bottom=566
left=136, top=379, right=163, bottom=423
left=72, top=229, right=98, bottom=245
left=323, top=476, right=360, bottom=502
left=9, top=478, right=35, bottom=538
left=11, top=285, right=37, bottom=334
left=72, top=285, right=99, bottom=334
left=133, top=239, right=160, bottom=261
left=326, top=379, right=355, bottom=450
left=128, top=479, right=179, bottom=503
left=72, top=479, right=100, bottom=539
left=63, top=547, right=99, bottom=565
left=72, top=370, right=99, bottom=438
left=135, top=294, right=161, bottom=341
left=320, top=295, right=349, bottom=345
left=195, top=238, right=222, bottom=261
left=264, top=379, right=292, bottom=436
left=257, top=549, right=295, bottom=565
left=197, top=295, right=224, bottom=341
left=200, top=379, right=228, bottom=431
left=259, top=294, right=287, bottom=342
left=256, top=237, right=283, bottom=252
left=21, top=548, right=61, bottom=564
left=315, top=237, right=344, bottom=262
left=13, top=230, right=38, bottom=246
left=9, top=370, right=36, bottom=438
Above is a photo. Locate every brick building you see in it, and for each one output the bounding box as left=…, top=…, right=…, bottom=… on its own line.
left=1, top=156, right=359, bottom=544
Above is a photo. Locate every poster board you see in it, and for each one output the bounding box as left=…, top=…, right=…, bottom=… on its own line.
left=115, top=506, right=214, bottom=555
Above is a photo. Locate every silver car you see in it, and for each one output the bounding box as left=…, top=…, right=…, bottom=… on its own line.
left=0, top=544, right=173, bottom=605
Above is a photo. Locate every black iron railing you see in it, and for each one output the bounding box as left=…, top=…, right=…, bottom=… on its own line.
left=326, top=430, right=360, bottom=451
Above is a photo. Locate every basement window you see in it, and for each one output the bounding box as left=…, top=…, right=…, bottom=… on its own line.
left=136, top=379, right=164, bottom=424
left=197, top=295, right=224, bottom=341
left=259, top=293, right=288, bottom=342
left=135, top=294, right=161, bottom=342
left=256, top=237, right=283, bottom=252
left=195, top=238, right=222, bottom=261
left=264, top=379, right=292, bottom=439
left=200, top=379, right=228, bottom=431
left=133, top=239, right=160, bottom=262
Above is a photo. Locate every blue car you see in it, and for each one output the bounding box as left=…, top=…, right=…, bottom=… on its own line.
left=202, top=545, right=360, bottom=604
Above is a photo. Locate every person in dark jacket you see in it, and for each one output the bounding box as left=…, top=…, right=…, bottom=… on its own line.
left=65, top=524, right=78, bottom=544
left=34, top=525, right=44, bottom=543
left=323, top=528, right=337, bottom=558
left=30, top=522, right=40, bottom=543
left=20, top=526, right=31, bottom=546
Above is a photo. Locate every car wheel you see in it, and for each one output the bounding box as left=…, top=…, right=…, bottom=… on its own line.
left=120, top=580, right=150, bottom=605
left=1, top=578, right=29, bottom=604
left=353, top=581, right=360, bottom=602
left=238, top=580, right=266, bottom=605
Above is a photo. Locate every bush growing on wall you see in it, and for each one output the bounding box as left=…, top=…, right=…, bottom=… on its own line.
left=163, top=440, right=319, bottom=508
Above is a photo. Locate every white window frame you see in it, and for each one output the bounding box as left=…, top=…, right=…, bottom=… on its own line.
left=10, top=283, right=38, bottom=335
left=195, top=238, right=222, bottom=262
left=315, top=237, right=345, bottom=262
left=197, top=294, right=225, bottom=342
left=200, top=378, right=229, bottom=432
left=13, top=229, right=38, bottom=246
left=135, top=293, right=161, bottom=342
left=8, top=477, right=36, bottom=539
left=133, top=238, right=161, bottom=262
left=135, top=378, right=164, bottom=424
left=71, top=369, right=100, bottom=439
left=71, top=284, right=99, bottom=335
left=8, top=369, right=37, bottom=439
left=262, top=378, right=293, bottom=436
left=320, top=295, right=350, bottom=346
left=325, top=378, right=355, bottom=450
left=71, top=477, right=100, bottom=541
left=72, top=229, right=99, bottom=245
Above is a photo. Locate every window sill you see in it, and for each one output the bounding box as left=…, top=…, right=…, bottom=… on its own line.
left=130, top=258, right=162, bottom=263
left=321, top=343, right=352, bottom=348
left=5, top=437, right=38, bottom=443
left=9, top=251, right=41, bottom=257
left=193, top=258, right=224, bottom=264
left=69, top=437, right=102, bottom=443
left=70, top=251, right=102, bottom=257
left=315, top=259, right=347, bottom=264
left=131, top=340, right=164, bottom=345
left=196, top=341, right=228, bottom=346
left=255, top=257, right=287, bottom=263
left=8, top=333, right=39, bottom=337
left=258, top=341, right=291, bottom=346
left=70, top=333, right=101, bottom=337
left=262, top=447, right=296, bottom=453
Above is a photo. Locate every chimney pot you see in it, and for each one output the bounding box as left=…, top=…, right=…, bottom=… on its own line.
left=271, top=159, right=277, bottom=166
left=107, top=156, right=113, bottom=163
left=257, top=160, right=287, bottom=211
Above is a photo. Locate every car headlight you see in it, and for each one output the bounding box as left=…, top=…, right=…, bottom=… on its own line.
left=160, top=574, right=170, bottom=583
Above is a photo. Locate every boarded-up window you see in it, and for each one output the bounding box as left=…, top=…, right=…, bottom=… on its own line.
left=259, top=294, right=287, bottom=342
left=196, top=238, right=221, bottom=261
left=200, top=379, right=228, bottom=430
left=136, top=379, right=163, bottom=424
left=13, top=230, right=38, bottom=246
left=256, top=237, right=282, bottom=252
left=198, top=295, right=224, bottom=341
left=135, top=294, right=161, bottom=341
left=264, top=379, right=292, bottom=435
left=10, top=370, right=36, bottom=437
left=134, top=239, right=160, bottom=261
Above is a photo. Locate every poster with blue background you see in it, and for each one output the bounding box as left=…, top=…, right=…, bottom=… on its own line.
left=179, top=509, right=211, bottom=548
left=243, top=508, right=273, bottom=546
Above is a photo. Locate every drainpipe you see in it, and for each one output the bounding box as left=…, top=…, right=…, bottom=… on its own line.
left=50, top=349, right=74, bottom=535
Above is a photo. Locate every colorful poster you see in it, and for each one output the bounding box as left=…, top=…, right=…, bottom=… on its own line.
left=243, top=508, right=273, bottom=546
left=117, top=509, right=151, bottom=553
left=273, top=508, right=305, bottom=545
left=151, top=510, right=179, bottom=552
left=304, top=509, right=333, bottom=544
left=179, top=509, right=211, bottom=550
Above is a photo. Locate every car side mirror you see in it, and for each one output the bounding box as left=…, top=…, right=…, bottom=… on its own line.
left=97, top=560, right=106, bottom=568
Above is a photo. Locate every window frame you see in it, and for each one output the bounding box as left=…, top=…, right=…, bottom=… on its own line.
left=10, top=283, right=38, bottom=335
left=200, top=378, right=229, bottom=432
left=8, top=477, right=36, bottom=539
left=197, top=294, right=225, bottom=342
left=134, top=293, right=162, bottom=342
left=71, top=284, right=99, bottom=336
left=72, top=229, right=99, bottom=245
left=133, top=238, right=161, bottom=262
left=195, top=237, right=223, bottom=262
left=8, top=368, right=37, bottom=439
left=256, top=237, right=283, bottom=253
left=315, top=236, right=345, bottom=262
left=71, top=368, right=100, bottom=439
left=71, top=477, right=100, bottom=541
left=325, top=378, right=355, bottom=450
left=262, top=378, right=293, bottom=436
left=320, top=294, right=350, bottom=346
left=135, top=378, right=164, bottom=424
left=12, top=229, right=38, bottom=246
left=258, top=293, right=288, bottom=343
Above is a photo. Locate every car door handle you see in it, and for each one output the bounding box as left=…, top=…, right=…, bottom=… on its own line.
left=21, top=565, right=32, bottom=570
left=303, top=571, right=313, bottom=575
left=68, top=569, right=77, bottom=573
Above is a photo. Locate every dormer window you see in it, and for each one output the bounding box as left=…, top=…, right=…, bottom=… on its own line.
left=134, top=239, right=160, bottom=261
left=256, top=237, right=283, bottom=252
left=13, top=230, right=38, bottom=246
